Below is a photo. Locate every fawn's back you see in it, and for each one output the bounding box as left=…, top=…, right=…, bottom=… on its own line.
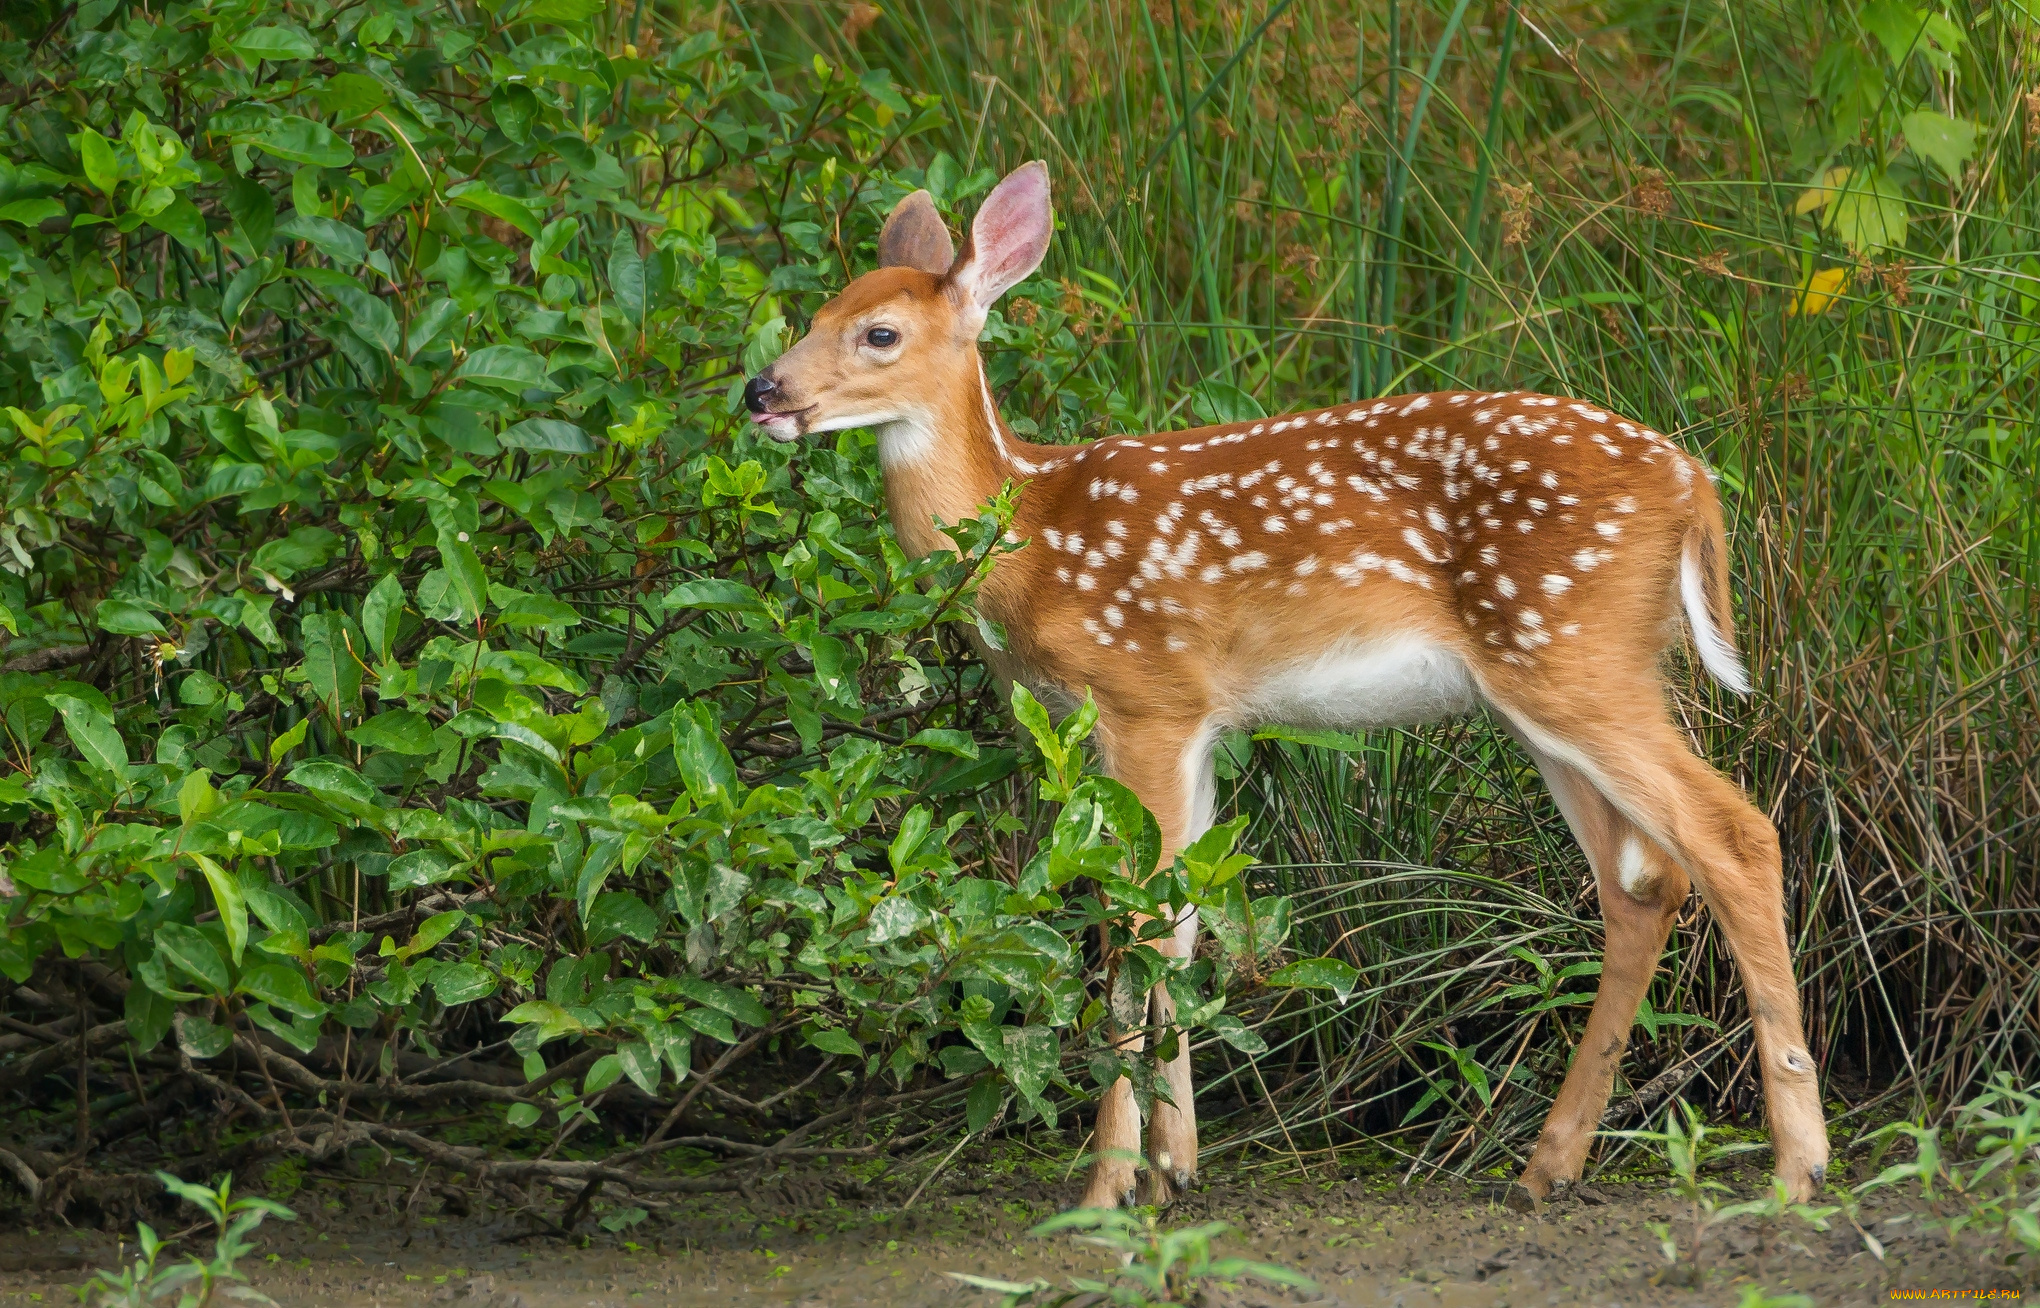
left=992, top=389, right=1727, bottom=729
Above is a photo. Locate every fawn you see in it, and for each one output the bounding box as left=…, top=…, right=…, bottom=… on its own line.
left=744, top=161, right=1829, bottom=1211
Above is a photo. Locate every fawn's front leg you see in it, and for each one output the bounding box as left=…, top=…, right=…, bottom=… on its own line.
left=1144, top=906, right=1201, bottom=1203
left=1078, top=715, right=1215, bottom=1208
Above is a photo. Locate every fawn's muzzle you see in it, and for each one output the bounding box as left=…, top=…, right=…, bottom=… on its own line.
left=742, top=374, right=778, bottom=414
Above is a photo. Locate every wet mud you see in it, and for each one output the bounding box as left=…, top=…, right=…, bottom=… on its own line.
left=3, top=1153, right=2028, bottom=1307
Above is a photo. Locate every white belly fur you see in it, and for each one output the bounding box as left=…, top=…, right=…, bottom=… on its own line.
left=1241, top=635, right=1476, bottom=731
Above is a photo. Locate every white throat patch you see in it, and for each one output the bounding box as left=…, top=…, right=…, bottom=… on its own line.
left=873, top=414, right=941, bottom=468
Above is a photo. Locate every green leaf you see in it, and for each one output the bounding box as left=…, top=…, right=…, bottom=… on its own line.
left=268, top=717, right=310, bottom=766
left=451, top=187, right=542, bottom=240
left=361, top=572, right=406, bottom=662
left=175, top=1014, right=233, bottom=1060
left=905, top=728, right=979, bottom=759
left=273, top=213, right=366, bottom=265
left=966, top=1078, right=1006, bottom=1134
left=144, top=196, right=207, bottom=250
left=348, top=709, right=438, bottom=755
left=506, top=1102, right=542, bottom=1128
left=1179, top=814, right=1253, bottom=899
left=191, top=853, right=249, bottom=965
left=125, top=984, right=173, bottom=1053
left=237, top=959, right=323, bottom=1017
left=232, top=25, right=318, bottom=61
left=319, top=72, right=391, bottom=121
left=255, top=115, right=355, bottom=168
left=78, top=128, right=120, bottom=195
left=1188, top=379, right=1266, bottom=425
left=671, top=700, right=737, bottom=805
left=616, top=1040, right=661, bottom=1095
left=608, top=231, right=646, bottom=320
left=1008, top=684, right=1063, bottom=774
left=1001, top=1024, right=1059, bottom=1108
left=95, top=597, right=167, bottom=636
left=294, top=268, right=399, bottom=355
left=244, top=882, right=307, bottom=939
left=455, top=344, right=550, bottom=391
left=679, top=1007, right=738, bottom=1043
left=1862, top=0, right=1964, bottom=72
left=286, top=759, right=384, bottom=809
left=299, top=611, right=363, bottom=718
left=516, top=0, right=606, bottom=22
left=387, top=849, right=461, bottom=890
left=246, top=1003, right=323, bottom=1054
left=1207, top=1012, right=1268, bottom=1055
left=489, top=586, right=580, bottom=629
left=436, top=529, right=492, bottom=624
left=433, top=962, right=498, bottom=1006
left=866, top=895, right=928, bottom=944
left=47, top=694, right=128, bottom=777
left=583, top=1053, right=625, bottom=1095
left=399, top=910, right=465, bottom=960
left=490, top=84, right=540, bottom=145
left=504, top=999, right=585, bottom=1042
left=662, top=578, right=764, bottom=612
left=177, top=768, right=219, bottom=824
left=226, top=177, right=274, bottom=251
left=808, top=1028, right=863, bottom=1057
left=959, top=994, right=1004, bottom=1066
left=1829, top=172, right=1908, bottom=252
left=251, top=525, right=341, bottom=580
left=0, top=198, right=64, bottom=226
left=671, top=976, right=770, bottom=1027
left=1252, top=724, right=1370, bottom=752
left=500, top=418, right=595, bottom=453
left=585, top=891, right=660, bottom=945
left=155, top=924, right=230, bottom=996
left=1268, top=956, right=1361, bottom=1004
left=1901, top=110, right=1978, bottom=181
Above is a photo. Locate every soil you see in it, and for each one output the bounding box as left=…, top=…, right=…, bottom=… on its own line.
left=2, top=1152, right=2029, bottom=1307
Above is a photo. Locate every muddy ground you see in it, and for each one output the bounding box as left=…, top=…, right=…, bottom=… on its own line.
left=2, top=1150, right=2029, bottom=1307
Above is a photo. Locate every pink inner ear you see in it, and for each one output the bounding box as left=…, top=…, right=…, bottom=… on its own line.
left=962, top=164, right=1051, bottom=304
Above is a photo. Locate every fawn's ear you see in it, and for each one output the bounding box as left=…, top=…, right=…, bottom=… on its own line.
left=948, top=161, right=1052, bottom=323
left=877, top=190, right=955, bottom=274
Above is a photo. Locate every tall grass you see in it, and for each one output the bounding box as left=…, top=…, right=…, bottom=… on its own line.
left=748, top=0, right=2038, bottom=1178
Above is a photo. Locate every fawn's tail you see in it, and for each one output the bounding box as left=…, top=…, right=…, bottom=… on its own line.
left=1678, top=487, right=1750, bottom=695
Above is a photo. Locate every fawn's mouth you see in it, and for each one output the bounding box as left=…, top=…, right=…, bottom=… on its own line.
left=749, top=405, right=815, bottom=440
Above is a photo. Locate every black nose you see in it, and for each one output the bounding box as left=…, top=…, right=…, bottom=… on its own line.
left=743, top=374, right=777, bottom=414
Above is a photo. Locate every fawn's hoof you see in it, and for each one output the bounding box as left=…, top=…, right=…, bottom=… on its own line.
left=1141, top=1166, right=1194, bottom=1207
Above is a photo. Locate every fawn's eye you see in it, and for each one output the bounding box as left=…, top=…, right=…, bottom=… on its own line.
left=865, top=326, right=900, bottom=348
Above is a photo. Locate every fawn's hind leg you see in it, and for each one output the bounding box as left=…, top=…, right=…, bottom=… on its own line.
left=1504, top=704, right=1829, bottom=1204
left=1512, top=744, right=1689, bottom=1202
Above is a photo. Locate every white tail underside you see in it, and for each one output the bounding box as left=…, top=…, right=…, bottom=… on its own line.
left=1679, top=547, right=1750, bottom=695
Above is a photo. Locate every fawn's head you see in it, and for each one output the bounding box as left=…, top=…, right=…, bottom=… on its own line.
left=745, top=161, right=1052, bottom=454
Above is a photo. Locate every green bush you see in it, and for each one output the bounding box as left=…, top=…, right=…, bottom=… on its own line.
left=0, top=0, right=1279, bottom=1190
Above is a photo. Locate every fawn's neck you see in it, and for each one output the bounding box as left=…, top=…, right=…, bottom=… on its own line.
left=875, top=351, right=1051, bottom=560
